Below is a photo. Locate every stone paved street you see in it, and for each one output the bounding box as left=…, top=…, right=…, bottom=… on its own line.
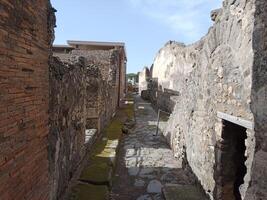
left=111, top=96, right=194, bottom=200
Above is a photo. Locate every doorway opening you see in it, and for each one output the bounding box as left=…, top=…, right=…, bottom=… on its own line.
left=220, top=120, right=247, bottom=200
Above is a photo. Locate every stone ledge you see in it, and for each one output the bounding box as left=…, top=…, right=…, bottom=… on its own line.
left=217, top=112, right=254, bottom=130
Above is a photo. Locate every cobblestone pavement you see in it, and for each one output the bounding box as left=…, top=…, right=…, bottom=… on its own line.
left=111, top=96, right=193, bottom=200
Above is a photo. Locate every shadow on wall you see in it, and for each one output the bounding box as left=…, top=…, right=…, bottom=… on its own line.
left=140, top=77, right=178, bottom=114
left=247, top=0, right=267, bottom=198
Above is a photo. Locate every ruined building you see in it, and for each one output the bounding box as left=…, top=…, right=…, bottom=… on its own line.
left=50, top=40, right=127, bottom=199
left=53, top=40, right=127, bottom=133
left=0, top=0, right=126, bottom=199
left=139, top=0, right=267, bottom=199
left=1, top=0, right=267, bottom=199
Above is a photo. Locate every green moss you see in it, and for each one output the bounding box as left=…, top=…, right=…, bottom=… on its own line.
left=69, top=184, right=108, bottom=200
left=80, top=162, right=111, bottom=183
left=69, top=97, right=135, bottom=199
left=123, top=104, right=135, bottom=119
left=104, top=119, right=123, bottom=140
left=96, top=147, right=116, bottom=158
left=79, top=118, right=123, bottom=183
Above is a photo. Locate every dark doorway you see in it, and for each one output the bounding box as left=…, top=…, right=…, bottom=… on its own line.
left=220, top=120, right=247, bottom=200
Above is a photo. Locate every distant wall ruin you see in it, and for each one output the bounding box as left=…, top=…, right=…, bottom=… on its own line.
left=141, top=0, right=267, bottom=199
left=138, top=67, right=150, bottom=95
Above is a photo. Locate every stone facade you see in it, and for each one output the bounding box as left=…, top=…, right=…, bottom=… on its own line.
left=141, top=0, right=267, bottom=199
left=49, top=56, right=100, bottom=199
left=49, top=45, right=127, bottom=199
left=54, top=45, right=127, bottom=132
left=0, top=0, right=55, bottom=199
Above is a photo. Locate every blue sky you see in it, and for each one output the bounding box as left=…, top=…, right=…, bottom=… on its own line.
left=51, top=0, right=222, bottom=73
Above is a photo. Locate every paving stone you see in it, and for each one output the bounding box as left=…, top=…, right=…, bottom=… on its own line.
left=126, top=158, right=137, bottom=167
left=160, top=173, right=178, bottom=183
left=124, top=145, right=135, bottom=150
left=153, top=193, right=164, bottom=200
left=147, top=180, right=163, bottom=194
left=128, top=167, right=140, bottom=176
left=126, top=149, right=136, bottom=157
left=134, top=179, right=146, bottom=187
left=136, top=194, right=152, bottom=200
left=139, top=174, right=157, bottom=179
left=112, top=96, right=195, bottom=199
left=140, top=168, right=155, bottom=175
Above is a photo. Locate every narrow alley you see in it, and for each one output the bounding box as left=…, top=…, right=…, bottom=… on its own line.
left=1, top=0, right=267, bottom=200
left=111, top=96, right=207, bottom=200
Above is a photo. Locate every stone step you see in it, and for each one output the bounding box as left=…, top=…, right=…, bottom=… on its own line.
left=162, top=184, right=209, bottom=200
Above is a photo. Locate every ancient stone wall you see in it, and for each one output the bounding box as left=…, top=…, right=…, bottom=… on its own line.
left=0, top=1, right=55, bottom=199
left=49, top=49, right=124, bottom=198
left=246, top=0, right=267, bottom=198
left=138, top=67, right=150, bottom=95
left=70, top=49, right=122, bottom=128
left=142, top=77, right=177, bottom=113
left=119, top=56, right=127, bottom=104
left=148, top=0, right=267, bottom=199
left=48, top=57, right=93, bottom=199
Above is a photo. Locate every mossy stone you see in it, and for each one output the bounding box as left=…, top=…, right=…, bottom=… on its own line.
left=69, top=183, right=108, bottom=200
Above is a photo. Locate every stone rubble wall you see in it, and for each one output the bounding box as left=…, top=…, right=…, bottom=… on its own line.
left=0, top=1, right=55, bottom=199
left=49, top=50, right=123, bottom=199
left=141, top=77, right=177, bottom=113
left=149, top=0, right=267, bottom=199
left=70, top=49, right=123, bottom=129
left=139, top=66, right=176, bottom=113
left=49, top=56, right=97, bottom=199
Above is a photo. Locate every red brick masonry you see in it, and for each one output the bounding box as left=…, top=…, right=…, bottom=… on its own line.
left=0, top=1, right=54, bottom=199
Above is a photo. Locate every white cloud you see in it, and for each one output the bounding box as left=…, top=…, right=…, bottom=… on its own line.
left=127, top=0, right=222, bottom=43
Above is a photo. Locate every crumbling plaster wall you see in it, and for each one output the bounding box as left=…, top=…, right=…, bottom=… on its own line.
left=150, top=0, right=266, bottom=199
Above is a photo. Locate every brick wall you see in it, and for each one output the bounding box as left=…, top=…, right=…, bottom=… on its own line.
left=0, top=0, right=55, bottom=199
